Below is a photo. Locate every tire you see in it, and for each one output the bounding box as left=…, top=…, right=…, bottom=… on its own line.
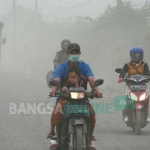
left=135, top=110, right=142, bottom=135
left=74, top=125, right=83, bottom=150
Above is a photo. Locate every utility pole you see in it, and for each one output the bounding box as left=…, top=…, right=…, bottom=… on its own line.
left=0, top=22, right=6, bottom=67
left=60, top=0, right=62, bottom=21
left=35, top=0, right=38, bottom=12
left=0, top=22, right=4, bottom=66
left=35, top=0, right=38, bottom=23
left=145, top=0, right=150, bottom=27
left=13, top=0, right=16, bottom=52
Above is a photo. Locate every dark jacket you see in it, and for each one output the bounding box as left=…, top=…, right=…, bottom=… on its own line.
left=53, top=50, right=68, bottom=70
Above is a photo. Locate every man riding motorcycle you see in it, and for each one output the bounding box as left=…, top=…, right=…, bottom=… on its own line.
left=48, top=43, right=103, bottom=150
left=53, top=39, right=71, bottom=70
left=46, top=39, right=71, bottom=88
left=118, top=46, right=150, bottom=123
left=51, top=67, right=96, bottom=150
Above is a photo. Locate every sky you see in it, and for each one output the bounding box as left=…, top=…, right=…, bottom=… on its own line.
left=0, top=0, right=148, bottom=21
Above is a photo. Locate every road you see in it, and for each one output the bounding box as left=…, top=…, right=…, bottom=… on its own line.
left=0, top=67, right=150, bottom=150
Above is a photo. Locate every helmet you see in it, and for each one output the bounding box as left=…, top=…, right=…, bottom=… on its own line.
left=130, top=46, right=144, bottom=62
left=61, top=39, right=71, bottom=51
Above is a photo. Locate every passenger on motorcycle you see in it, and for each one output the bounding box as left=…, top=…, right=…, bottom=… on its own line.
left=48, top=43, right=103, bottom=150
left=118, top=46, right=150, bottom=123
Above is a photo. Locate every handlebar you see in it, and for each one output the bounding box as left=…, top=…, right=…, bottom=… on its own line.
left=48, top=91, right=98, bottom=99
left=118, top=75, right=150, bottom=84
left=47, top=91, right=60, bottom=98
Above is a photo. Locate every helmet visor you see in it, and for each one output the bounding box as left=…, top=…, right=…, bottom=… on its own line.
left=131, top=52, right=143, bottom=61
left=61, top=43, right=69, bottom=50
left=133, top=53, right=141, bottom=57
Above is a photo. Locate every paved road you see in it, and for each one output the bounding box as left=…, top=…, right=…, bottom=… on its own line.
left=0, top=67, right=150, bottom=150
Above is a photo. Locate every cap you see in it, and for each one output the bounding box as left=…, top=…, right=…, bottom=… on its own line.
left=68, top=43, right=80, bottom=53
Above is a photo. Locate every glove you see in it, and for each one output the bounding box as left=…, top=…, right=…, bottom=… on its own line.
left=118, top=78, right=123, bottom=83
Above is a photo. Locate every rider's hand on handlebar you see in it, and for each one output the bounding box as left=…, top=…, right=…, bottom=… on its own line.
left=62, top=86, right=68, bottom=91
left=118, top=78, right=123, bottom=83
left=49, top=90, right=56, bottom=97
left=95, top=91, right=103, bottom=98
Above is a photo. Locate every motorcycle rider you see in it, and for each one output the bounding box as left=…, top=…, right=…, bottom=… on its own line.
left=118, top=46, right=150, bottom=122
left=49, top=43, right=103, bottom=150
left=53, top=39, right=71, bottom=70
left=50, top=67, right=96, bottom=150
left=46, top=39, right=71, bottom=88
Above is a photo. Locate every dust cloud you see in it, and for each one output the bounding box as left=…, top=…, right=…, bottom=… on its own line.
left=1, top=2, right=150, bottom=92
left=0, top=2, right=150, bottom=150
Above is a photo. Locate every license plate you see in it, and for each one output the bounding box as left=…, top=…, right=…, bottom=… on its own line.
left=64, top=104, right=89, bottom=114
left=130, top=85, right=147, bottom=90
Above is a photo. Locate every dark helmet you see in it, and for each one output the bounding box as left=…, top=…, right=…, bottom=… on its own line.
left=130, top=46, right=144, bottom=62
left=61, top=39, right=71, bottom=51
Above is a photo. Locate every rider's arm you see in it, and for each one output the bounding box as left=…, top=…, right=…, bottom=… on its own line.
left=119, top=63, right=129, bottom=78
left=88, top=76, right=102, bottom=97
left=88, top=76, right=99, bottom=93
left=83, top=63, right=97, bottom=90
left=52, top=78, right=61, bottom=92
left=62, top=77, right=69, bottom=91
left=144, top=63, right=150, bottom=76
left=53, top=53, right=59, bottom=70
left=51, top=65, right=63, bottom=92
left=83, top=63, right=102, bottom=96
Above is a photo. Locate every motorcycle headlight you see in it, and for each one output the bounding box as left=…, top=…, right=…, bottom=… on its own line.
left=139, top=93, right=147, bottom=101
left=129, top=93, right=138, bottom=101
left=70, top=92, right=85, bottom=99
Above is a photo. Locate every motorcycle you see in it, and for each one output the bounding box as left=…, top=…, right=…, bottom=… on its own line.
left=49, top=79, right=103, bottom=150
left=115, top=68, right=150, bottom=135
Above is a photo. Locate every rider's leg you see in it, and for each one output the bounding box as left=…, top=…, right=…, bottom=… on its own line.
left=56, top=124, right=61, bottom=143
left=47, top=107, right=56, bottom=139
left=49, top=124, right=61, bottom=150
left=146, top=98, right=150, bottom=122
left=52, top=100, right=66, bottom=140
left=123, top=96, right=131, bottom=122
left=49, top=101, right=64, bottom=149
left=86, top=102, right=96, bottom=150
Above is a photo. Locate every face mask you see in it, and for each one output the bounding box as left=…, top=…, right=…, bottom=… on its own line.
left=69, top=55, right=80, bottom=62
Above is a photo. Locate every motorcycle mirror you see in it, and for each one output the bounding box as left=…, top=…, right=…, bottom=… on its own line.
left=49, top=80, right=59, bottom=87
left=115, top=68, right=122, bottom=73
left=94, top=79, right=104, bottom=87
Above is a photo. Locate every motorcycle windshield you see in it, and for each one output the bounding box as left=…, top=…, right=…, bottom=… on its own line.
left=126, top=74, right=149, bottom=83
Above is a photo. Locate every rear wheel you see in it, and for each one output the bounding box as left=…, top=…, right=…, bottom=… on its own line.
left=135, top=110, right=142, bottom=135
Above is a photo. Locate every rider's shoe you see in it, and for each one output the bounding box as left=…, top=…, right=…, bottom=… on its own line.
left=124, top=116, right=129, bottom=122
left=147, top=116, right=150, bottom=123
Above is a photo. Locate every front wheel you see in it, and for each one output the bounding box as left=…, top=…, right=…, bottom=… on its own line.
left=74, top=125, right=83, bottom=150
left=135, top=110, right=142, bottom=135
